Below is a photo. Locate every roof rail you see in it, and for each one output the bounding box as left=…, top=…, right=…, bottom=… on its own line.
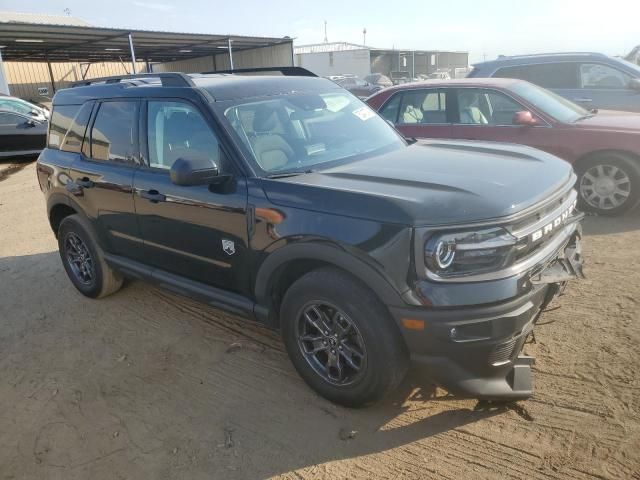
left=201, top=66, right=317, bottom=77
left=71, top=72, right=195, bottom=88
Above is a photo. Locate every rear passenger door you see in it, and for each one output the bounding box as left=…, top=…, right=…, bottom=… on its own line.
left=577, top=62, right=639, bottom=112
left=133, top=99, right=249, bottom=292
left=378, top=89, right=452, bottom=139
left=67, top=99, right=144, bottom=258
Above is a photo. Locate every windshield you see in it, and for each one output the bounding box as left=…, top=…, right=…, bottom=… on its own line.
left=507, top=81, right=589, bottom=123
left=0, top=98, right=38, bottom=116
left=221, top=91, right=404, bottom=174
left=617, top=58, right=640, bottom=75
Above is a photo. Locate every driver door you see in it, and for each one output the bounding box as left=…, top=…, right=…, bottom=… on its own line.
left=134, top=99, right=249, bottom=292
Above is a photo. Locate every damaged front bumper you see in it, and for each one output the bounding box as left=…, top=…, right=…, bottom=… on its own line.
left=391, top=228, right=584, bottom=400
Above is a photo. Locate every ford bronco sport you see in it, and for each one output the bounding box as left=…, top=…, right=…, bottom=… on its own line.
left=37, top=69, right=584, bottom=407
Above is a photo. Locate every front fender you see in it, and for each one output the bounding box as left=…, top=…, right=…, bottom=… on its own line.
left=254, top=239, right=414, bottom=311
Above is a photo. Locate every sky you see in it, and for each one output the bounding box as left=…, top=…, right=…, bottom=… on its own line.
left=1, top=0, right=638, bottom=63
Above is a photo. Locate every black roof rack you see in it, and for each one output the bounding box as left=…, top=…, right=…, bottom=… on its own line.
left=71, top=72, right=195, bottom=88
left=201, top=66, right=317, bottom=77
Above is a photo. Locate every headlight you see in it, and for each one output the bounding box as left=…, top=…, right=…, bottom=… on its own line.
left=425, top=227, right=518, bottom=278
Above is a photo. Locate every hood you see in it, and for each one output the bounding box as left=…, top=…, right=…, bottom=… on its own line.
left=261, top=140, right=574, bottom=226
left=573, top=110, right=640, bottom=132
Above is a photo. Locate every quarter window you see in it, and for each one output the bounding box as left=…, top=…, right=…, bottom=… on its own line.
left=147, top=101, right=222, bottom=171
left=61, top=102, right=93, bottom=153
left=579, top=63, right=631, bottom=89
left=49, top=105, right=81, bottom=149
left=90, top=101, right=138, bottom=164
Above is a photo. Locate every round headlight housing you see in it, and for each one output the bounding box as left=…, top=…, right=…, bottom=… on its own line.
left=434, top=240, right=456, bottom=269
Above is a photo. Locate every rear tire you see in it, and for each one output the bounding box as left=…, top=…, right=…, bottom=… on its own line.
left=576, top=153, right=640, bottom=215
left=280, top=267, right=408, bottom=407
left=58, top=214, right=123, bottom=298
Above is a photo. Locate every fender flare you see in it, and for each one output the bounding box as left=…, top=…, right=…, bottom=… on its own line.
left=254, top=241, right=406, bottom=309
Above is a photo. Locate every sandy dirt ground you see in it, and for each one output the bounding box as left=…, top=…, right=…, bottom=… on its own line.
left=1, top=161, right=639, bottom=480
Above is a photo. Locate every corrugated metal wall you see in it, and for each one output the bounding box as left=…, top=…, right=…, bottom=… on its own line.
left=153, top=42, right=293, bottom=73
left=4, top=60, right=146, bottom=101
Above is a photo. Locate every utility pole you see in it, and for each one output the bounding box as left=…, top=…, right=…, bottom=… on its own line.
left=323, top=20, right=328, bottom=43
left=362, top=27, right=367, bottom=46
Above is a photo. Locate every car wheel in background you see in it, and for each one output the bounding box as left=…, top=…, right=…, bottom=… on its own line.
left=58, top=214, right=123, bottom=298
left=576, top=153, right=640, bottom=215
left=280, top=267, right=408, bottom=407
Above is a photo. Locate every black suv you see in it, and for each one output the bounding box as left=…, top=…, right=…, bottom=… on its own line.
left=37, top=70, right=584, bottom=407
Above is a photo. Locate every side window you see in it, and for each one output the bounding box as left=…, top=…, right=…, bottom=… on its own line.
left=494, top=63, right=578, bottom=89
left=379, top=93, right=402, bottom=123
left=147, top=101, right=223, bottom=171
left=48, top=105, right=80, bottom=149
left=484, top=91, right=524, bottom=125
left=398, top=90, right=447, bottom=124
left=580, top=63, right=631, bottom=89
left=455, top=89, right=489, bottom=124
left=61, top=102, right=93, bottom=153
left=0, top=112, right=23, bottom=127
left=90, top=101, right=138, bottom=164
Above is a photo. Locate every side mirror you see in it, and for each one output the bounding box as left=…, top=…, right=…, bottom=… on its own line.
left=513, top=110, right=539, bottom=126
left=629, top=78, right=640, bottom=91
left=170, top=156, right=219, bottom=186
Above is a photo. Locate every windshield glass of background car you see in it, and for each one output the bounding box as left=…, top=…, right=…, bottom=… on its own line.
left=222, top=92, right=403, bottom=173
left=508, top=82, right=589, bottom=123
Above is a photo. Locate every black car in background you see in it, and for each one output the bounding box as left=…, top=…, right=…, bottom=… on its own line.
left=468, top=52, right=640, bottom=112
left=0, top=110, right=48, bottom=159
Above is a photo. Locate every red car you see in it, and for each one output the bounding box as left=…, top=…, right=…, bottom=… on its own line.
left=367, top=78, right=640, bottom=215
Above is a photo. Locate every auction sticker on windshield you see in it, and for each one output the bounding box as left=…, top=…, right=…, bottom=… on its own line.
left=352, top=106, right=376, bottom=121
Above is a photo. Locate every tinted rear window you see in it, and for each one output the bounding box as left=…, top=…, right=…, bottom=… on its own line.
left=48, top=105, right=80, bottom=149
left=61, top=102, right=93, bottom=153
left=494, top=63, right=578, bottom=89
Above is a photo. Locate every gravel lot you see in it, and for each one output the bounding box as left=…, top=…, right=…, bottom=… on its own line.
left=1, top=161, right=639, bottom=479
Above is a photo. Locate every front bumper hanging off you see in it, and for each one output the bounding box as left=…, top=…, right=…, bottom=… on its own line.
left=391, top=229, right=585, bottom=400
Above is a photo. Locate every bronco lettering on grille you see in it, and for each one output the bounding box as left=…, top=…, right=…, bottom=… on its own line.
left=531, top=200, right=577, bottom=242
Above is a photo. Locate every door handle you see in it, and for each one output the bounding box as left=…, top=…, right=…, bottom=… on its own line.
left=573, top=98, right=593, bottom=102
left=76, top=177, right=94, bottom=188
left=139, top=189, right=166, bottom=203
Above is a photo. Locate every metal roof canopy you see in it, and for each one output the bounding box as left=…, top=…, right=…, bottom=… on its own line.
left=0, top=22, right=292, bottom=63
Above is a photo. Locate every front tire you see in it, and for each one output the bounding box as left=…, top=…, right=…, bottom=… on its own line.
left=576, top=154, right=640, bottom=215
left=280, top=267, right=408, bottom=407
left=58, top=214, right=123, bottom=298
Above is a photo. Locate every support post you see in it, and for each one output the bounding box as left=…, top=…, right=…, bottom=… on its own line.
left=128, top=33, right=137, bottom=74
left=45, top=56, right=56, bottom=94
left=145, top=59, right=151, bottom=73
left=0, top=48, right=10, bottom=95
left=412, top=50, right=415, bottom=80
left=227, top=37, right=234, bottom=70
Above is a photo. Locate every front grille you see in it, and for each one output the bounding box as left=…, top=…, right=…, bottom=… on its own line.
left=488, top=337, right=518, bottom=366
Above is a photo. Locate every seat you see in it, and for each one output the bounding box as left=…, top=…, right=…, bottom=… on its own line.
left=402, top=105, right=423, bottom=123
left=250, top=104, right=294, bottom=171
left=458, top=93, right=488, bottom=125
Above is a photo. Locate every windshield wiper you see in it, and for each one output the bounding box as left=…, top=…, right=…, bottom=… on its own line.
left=265, top=169, right=316, bottom=179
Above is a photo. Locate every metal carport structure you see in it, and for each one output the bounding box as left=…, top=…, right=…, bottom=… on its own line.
left=0, top=21, right=294, bottom=96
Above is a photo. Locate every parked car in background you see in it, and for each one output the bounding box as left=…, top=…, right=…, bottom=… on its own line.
left=0, top=110, right=48, bottom=159
left=364, top=73, right=393, bottom=88
left=468, top=52, right=640, bottom=113
left=334, top=76, right=383, bottom=99
left=0, top=96, right=50, bottom=122
left=367, top=78, right=640, bottom=215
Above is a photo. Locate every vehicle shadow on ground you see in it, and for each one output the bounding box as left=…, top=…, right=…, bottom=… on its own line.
left=0, top=251, right=510, bottom=478
left=581, top=208, right=640, bottom=236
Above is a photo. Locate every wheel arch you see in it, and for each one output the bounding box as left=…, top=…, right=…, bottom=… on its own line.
left=574, top=149, right=640, bottom=173
left=254, top=242, right=406, bottom=328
